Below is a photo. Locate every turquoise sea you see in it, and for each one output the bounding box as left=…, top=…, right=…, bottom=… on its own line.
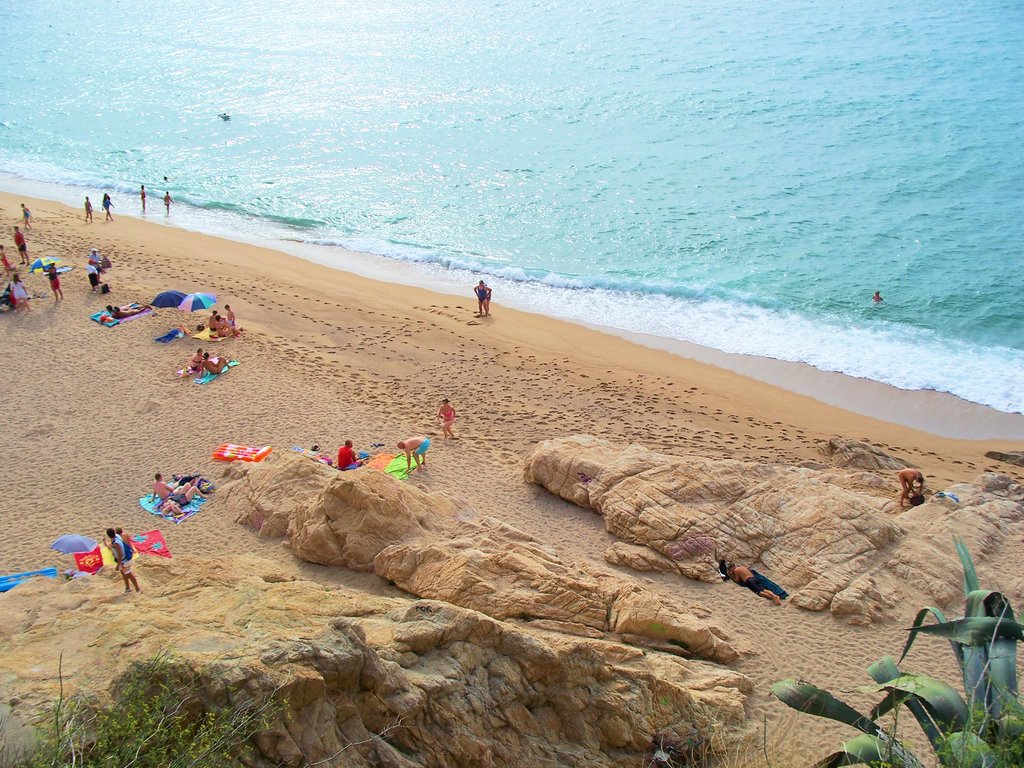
left=2, top=0, right=1022, bottom=413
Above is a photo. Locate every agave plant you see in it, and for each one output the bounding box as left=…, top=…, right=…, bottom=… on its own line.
left=771, top=536, right=1024, bottom=767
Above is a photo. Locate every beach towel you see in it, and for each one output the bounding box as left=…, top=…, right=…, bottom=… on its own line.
left=383, top=454, right=416, bottom=480
left=155, top=328, right=186, bottom=343
left=0, top=567, right=59, bottom=593
left=73, top=546, right=106, bottom=574
left=191, top=327, right=235, bottom=342
left=139, top=494, right=207, bottom=524
left=212, top=443, right=272, bottom=462
left=194, top=360, right=240, bottom=384
left=130, top=530, right=172, bottom=558
left=90, top=304, right=151, bottom=327
left=365, top=452, right=396, bottom=471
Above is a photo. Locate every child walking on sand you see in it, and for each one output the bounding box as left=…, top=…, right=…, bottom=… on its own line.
left=47, top=264, right=63, bottom=301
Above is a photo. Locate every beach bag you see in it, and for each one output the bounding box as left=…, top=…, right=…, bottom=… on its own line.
left=101, top=284, right=111, bottom=294
left=121, top=536, right=134, bottom=561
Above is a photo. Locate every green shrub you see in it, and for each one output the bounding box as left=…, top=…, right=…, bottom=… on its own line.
left=12, top=654, right=277, bottom=768
left=771, top=536, right=1024, bottom=767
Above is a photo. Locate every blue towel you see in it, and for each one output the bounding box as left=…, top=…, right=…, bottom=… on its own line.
left=155, top=328, right=185, bottom=343
left=139, top=494, right=207, bottom=524
left=0, top=567, right=59, bottom=593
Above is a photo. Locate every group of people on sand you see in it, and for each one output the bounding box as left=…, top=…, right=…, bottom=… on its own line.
left=205, top=305, right=241, bottom=337
left=152, top=473, right=207, bottom=518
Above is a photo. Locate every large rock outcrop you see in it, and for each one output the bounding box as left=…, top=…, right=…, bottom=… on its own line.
left=524, top=436, right=1024, bottom=623
left=820, top=437, right=910, bottom=471
left=0, top=556, right=750, bottom=768
left=223, top=454, right=738, bottom=663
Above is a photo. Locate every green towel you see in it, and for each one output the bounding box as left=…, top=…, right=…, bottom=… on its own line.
left=384, top=454, right=414, bottom=479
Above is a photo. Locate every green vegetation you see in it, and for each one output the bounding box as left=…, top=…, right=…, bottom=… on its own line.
left=3, top=654, right=277, bottom=768
left=771, top=536, right=1024, bottom=767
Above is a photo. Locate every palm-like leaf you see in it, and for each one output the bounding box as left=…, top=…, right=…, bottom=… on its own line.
left=810, top=733, right=925, bottom=768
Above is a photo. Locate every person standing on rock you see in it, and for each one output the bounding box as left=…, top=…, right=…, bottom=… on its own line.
left=397, top=435, right=430, bottom=472
left=719, top=560, right=787, bottom=606
left=898, top=468, right=925, bottom=508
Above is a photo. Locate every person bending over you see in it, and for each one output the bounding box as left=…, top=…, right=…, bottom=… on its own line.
left=898, top=467, right=926, bottom=508
left=397, top=435, right=430, bottom=471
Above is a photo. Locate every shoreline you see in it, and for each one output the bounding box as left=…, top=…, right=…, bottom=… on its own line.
left=4, top=177, right=1022, bottom=440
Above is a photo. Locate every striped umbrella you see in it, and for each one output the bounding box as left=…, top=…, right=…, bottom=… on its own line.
left=178, top=292, right=217, bottom=312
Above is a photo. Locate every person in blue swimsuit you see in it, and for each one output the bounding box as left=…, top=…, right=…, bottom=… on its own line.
left=474, top=280, right=492, bottom=317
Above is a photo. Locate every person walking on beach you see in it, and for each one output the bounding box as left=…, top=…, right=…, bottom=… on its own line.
left=13, top=226, right=28, bottom=266
left=20, top=204, right=31, bottom=229
left=719, top=560, right=788, bottom=605
left=397, top=435, right=430, bottom=472
left=84, top=196, right=94, bottom=223
left=437, top=398, right=456, bottom=438
left=107, top=527, right=140, bottom=594
left=47, top=264, right=63, bottom=301
left=163, top=191, right=172, bottom=214
left=898, top=467, right=925, bottom=508
left=10, top=272, right=29, bottom=314
left=1, top=245, right=11, bottom=277
left=102, top=193, right=114, bottom=221
left=140, top=184, right=147, bottom=213
left=474, top=280, right=492, bottom=317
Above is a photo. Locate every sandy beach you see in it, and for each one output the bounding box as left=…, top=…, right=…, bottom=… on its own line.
left=2, top=189, right=1022, bottom=761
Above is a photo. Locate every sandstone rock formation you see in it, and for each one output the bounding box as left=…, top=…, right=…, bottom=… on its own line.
left=524, top=436, right=1024, bottom=623
left=0, top=556, right=751, bottom=768
left=985, top=450, right=1024, bottom=468
left=223, top=454, right=737, bottom=663
left=820, top=437, right=910, bottom=471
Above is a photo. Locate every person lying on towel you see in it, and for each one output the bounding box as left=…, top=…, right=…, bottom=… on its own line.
left=106, top=303, right=152, bottom=319
left=200, top=352, right=232, bottom=374
left=718, top=559, right=788, bottom=606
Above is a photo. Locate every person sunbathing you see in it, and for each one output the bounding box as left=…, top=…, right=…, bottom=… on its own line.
left=201, top=352, right=232, bottom=374
left=106, top=303, right=151, bottom=319
left=719, top=559, right=788, bottom=606
left=153, top=472, right=202, bottom=503
left=157, top=497, right=189, bottom=519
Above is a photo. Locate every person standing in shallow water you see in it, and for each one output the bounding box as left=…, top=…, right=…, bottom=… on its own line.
left=164, top=191, right=172, bottom=214
left=873, top=291, right=883, bottom=304
left=140, top=184, right=147, bottom=213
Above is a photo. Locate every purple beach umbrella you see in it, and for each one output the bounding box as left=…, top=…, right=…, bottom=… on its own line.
left=178, top=292, right=217, bottom=312
left=50, top=534, right=99, bottom=554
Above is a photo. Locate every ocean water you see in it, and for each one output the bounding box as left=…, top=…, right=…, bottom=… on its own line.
left=2, top=0, right=1022, bottom=413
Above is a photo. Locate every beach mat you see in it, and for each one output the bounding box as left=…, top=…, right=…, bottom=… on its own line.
left=0, top=567, right=59, bottom=593
left=383, top=454, right=415, bottom=480
left=212, top=444, right=272, bottom=462
left=139, top=494, right=207, bottom=524
left=194, top=360, right=240, bottom=384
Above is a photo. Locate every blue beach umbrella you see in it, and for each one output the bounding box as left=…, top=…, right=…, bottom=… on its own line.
left=178, top=292, right=217, bottom=312
left=50, top=534, right=99, bottom=554
left=152, top=290, right=187, bottom=308
left=29, top=257, right=60, bottom=273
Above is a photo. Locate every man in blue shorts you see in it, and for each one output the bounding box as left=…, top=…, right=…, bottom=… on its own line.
left=397, top=435, right=430, bottom=472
